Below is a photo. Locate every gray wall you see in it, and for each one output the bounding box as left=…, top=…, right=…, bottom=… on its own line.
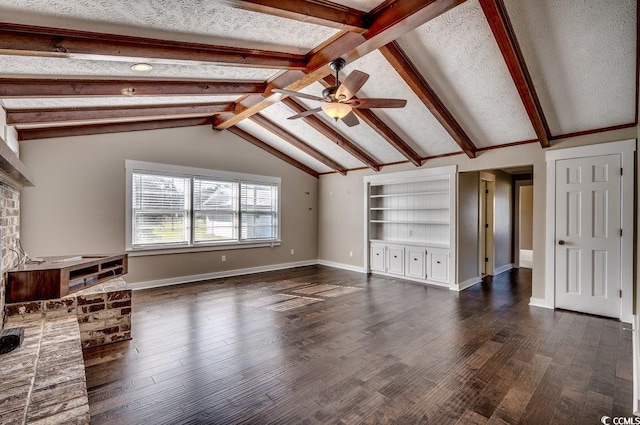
left=519, top=185, right=533, bottom=250
left=19, top=125, right=319, bottom=284
left=457, top=171, right=480, bottom=284
left=317, top=125, right=636, bottom=302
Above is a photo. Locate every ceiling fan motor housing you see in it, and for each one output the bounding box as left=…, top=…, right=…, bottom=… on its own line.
left=322, top=86, right=338, bottom=100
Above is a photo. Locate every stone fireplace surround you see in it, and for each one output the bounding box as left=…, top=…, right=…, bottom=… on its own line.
left=1, top=277, right=131, bottom=424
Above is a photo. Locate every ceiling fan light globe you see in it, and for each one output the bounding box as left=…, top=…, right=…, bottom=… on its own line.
left=321, top=102, right=352, bottom=119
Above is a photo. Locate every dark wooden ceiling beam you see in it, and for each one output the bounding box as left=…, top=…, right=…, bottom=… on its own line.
left=280, top=97, right=381, bottom=171
left=6, top=102, right=235, bottom=124
left=248, top=113, right=347, bottom=175
left=215, top=0, right=468, bottom=130
left=479, top=0, right=551, bottom=148
left=0, top=79, right=266, bottom=98
left=321, top=75, right=423, bottom=167
left=379, top=42, right=477, bottom=158
left=227, top=126, right=320, bottom=178
left=18, top=116, right=213, bottom=141
left=0, top=22, right=306, bottom=69
left=217, top=0, right=367, bottom=33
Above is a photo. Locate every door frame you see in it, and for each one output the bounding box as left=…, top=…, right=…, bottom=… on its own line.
left=544, top=139, right=635, bottom=322
left=514, top=179, right=533, bottom=268
left=479, top=172, right=495, bottom=276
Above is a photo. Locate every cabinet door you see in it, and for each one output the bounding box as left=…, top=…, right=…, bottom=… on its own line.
left=387, top=246, right=404, bottom=275
left=370, top=244, right=385, bottom=271
left=405, top=247, right=426, bottom=278
left=428, top=251, right=448, bottom=283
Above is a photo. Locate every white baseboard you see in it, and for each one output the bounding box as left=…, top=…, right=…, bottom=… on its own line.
left=453, top=277, right=482, bottom=292
left=128, top=260, right=318, bottom=290
left=529, top=297, right=553, bottom=309
left=493, top=263, right=514, bottom=275
left=317, top=259, right=366, bottom=274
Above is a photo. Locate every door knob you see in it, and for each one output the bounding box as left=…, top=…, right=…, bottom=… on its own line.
left=558, top=240, right=566, bottom=245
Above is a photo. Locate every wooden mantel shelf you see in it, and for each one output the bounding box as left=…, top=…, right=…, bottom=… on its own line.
left=6, top=253, right=128, bottom=303
left=0, top=134, right=33, bottom=187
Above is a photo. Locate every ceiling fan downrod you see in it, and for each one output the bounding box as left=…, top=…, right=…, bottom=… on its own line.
left=322, top=58, right=346, bottom=101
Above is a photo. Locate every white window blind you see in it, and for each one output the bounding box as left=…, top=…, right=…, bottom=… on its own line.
left=132, top=172, right=190, bottom=246
left=194, top=178, right=238, bottom=243
left=241, top=182, right=278, bottom=241
left=126, top=161, right=281, bottom=252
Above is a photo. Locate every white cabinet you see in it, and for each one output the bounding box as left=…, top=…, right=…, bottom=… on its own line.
left=405, top=247, right=426, bottom=279
left=364, top=166, right=456, bottom=288
left=370, top=244, right=385, bottom=271
left=428, top=249, right=449, bottom=283
left=386, top=245, right=404, bottom=275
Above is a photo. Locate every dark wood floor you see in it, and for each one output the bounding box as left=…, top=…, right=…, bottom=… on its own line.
left=83, top=266, right=633, bottom=424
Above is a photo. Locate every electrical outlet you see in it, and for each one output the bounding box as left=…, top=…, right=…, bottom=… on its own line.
left=349, top=251, right=353, bottom=257
left=290, top=249, right=295, bottom=255
left=221, top=255, right=226, bottom=262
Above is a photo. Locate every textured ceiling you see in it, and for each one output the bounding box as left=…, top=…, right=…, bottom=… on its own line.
left=0, top=1, right=636, bottom=175
left=338, top=50, right=461, bottom=156
left=505, top=0, right=637, bottom=135
left=398, top=0, right=537, bottom=148
left=0, top=0, right=339, bottom=53
left=0, top=55, right=280, bottom=81
left=261, top=102, right=364, bottom=169
left=235, top=119, right=333, bottom=174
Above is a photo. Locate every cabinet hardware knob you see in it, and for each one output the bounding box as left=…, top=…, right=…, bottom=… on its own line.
left=436, top=261, right=441, bottom=264
left=394, top=255, right=397, bottom=258
left=414, top=258, right=418, bottom=261
left=558, top=240, right=566, bottom=245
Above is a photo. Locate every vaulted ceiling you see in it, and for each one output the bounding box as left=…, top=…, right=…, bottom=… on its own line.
left=0, top=0, right=637, bottom=177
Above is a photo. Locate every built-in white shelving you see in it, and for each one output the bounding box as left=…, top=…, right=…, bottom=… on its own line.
left=363, top=166, right=457, bottom=288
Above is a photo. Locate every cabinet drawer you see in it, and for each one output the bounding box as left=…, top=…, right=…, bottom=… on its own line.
left=405, top=248, right=426, bottom=278
left=428, top=252, right=448, bottom=283
left=370, top=245, right=385, bottom=271
left=387, top=246, right=404, bottom=275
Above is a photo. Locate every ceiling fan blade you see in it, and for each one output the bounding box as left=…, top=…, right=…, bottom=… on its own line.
left=287, top=107, right=323, bottom=120
left=340, top=111, right=360, bottom=127
left=352, top=98, right=407, bottom=108
left=271, top=88, right=325, bottom=102
left=335, top=70, right=369, bottom=101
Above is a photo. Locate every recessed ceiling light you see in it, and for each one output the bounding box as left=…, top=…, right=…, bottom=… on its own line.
left=131, top=63, right=152, bottom=72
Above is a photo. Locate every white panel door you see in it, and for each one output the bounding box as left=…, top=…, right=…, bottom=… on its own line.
left=555, top=154, right=621, bottom=318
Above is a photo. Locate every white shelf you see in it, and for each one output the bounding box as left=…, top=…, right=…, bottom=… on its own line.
left=370, top=239, right=450, bottom=249
left=370, top=220, right=449, bottom=225
left=365, top=166, right=456, bottom=288
left=369, top=207, right=449, bottom=211
left=369, top=191, right=449, bottom=198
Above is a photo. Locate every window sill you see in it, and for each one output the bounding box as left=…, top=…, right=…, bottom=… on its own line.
left=126, top=240, right=282, bottom=257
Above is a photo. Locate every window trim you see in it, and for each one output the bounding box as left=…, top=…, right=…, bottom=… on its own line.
left=125, top=160, right=281, bottom=254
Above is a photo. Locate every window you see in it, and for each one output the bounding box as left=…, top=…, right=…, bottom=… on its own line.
left=126, top=160, right=281, bottom=252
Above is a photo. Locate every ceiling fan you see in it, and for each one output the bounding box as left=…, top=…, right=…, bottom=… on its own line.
left=272, top=58, right=407, bottom=127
